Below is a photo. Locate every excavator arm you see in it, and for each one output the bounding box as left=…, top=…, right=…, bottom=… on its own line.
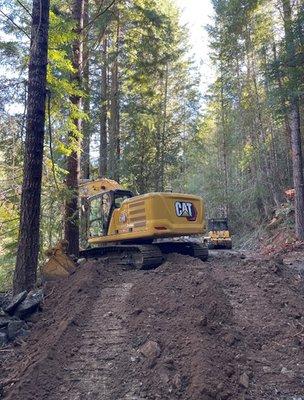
left=79, top=178, right=123, bottom=197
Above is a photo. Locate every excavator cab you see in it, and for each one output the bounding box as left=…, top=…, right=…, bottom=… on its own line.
left=87, top=190, right=134, bottom=238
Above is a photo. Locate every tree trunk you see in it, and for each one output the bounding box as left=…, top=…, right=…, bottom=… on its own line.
left=154, top=125, right=161, bottom=191
left=272, top=44, right=292, bottom=143
left=99, top=37, right=108, bottom=177
left=272, top=43, right=293, bottom=181
left=64, top=0, right=84, bottom=256
left=160, top=62, right=169, bottom=191
left=154, top=64, right=169, bottom=192
left=81, top=0, right=90, bottom=180
left=282, top=0, right=304, bottom=239
left=108, top=18, right=120, bottom=182
left=290, top=99, right=304, bottom=238
left=220, top=66, right=229, bottom=216
left=252, top=59, right=283, bottom=208
left=13, top=0, right=50, bottom=294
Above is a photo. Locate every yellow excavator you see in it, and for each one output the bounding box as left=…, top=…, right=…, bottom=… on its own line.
left=42, top=178, right=209, bottom=277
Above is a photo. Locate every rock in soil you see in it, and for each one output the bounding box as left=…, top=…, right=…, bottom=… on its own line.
left=239, top=372, right=250, bottom=388
left=5, top=291, right=27, bottom=315
left=0, top=316, right=13, bottom=328
left=7, top=320, right=25, bottom=341
left=223, top=332, right=237, bottom=346
left=138, top=340, right=161, bottom=361
left=0, top=331, right=8, bottom=347
left=14, top=290, right=44, bottom=319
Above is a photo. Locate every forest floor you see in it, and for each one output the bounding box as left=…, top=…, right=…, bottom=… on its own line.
left=1, top=246, right=304, bottom=400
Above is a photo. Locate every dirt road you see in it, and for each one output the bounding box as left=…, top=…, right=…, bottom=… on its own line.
left=1, top=251, right=304, bottom=399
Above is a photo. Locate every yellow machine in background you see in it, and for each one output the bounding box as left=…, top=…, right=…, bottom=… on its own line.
left=42, top=178, right=209, bottom=276
left=206, top=218, right=232, bottom=250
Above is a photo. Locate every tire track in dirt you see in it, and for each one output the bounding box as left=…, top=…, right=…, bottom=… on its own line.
left=52, top=281, right=141, bottom=400
left=3, top=264, right=143, bottom=400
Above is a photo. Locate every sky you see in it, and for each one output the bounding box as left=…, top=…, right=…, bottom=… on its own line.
left=174, top=0, right=215, bottom=94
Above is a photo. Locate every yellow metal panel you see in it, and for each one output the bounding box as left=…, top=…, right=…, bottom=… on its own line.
left=88, top=192, right=207, bottom=246
left=80, top=178, right=122, bottom=197
left=209, top=230, right=231, bottom=239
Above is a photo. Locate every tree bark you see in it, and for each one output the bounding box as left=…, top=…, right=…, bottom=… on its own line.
left=160, top=62, right=169, bottom=192
left=154, top=64, right=169, bottom=192
left=108, top=18, right=120, bottom=182
left=13, top=0, right=50, bottom=294
left=99, top=37, right=108, bottom=177
left=81, top=0, right=90, bottom=180
left=290, top=99, right=304, bottom=237
left=219, top=61, right=229, bottom=216
left=282, top=0, right=304, bottom=239
left=64, top=0, right=84, bottom=256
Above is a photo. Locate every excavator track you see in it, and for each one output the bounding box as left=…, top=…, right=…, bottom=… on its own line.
left=80, top=241, right=208, bottom=270
left=155, top=241, right=209, bottom=262
left=79, top=244, right=164, bottom=270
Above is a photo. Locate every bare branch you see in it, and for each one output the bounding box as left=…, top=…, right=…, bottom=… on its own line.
left=0, top=8, right=30, bottom=39
left=83, top=0, right=116, bottom=31
left=15, top=0, right=32, bottom=17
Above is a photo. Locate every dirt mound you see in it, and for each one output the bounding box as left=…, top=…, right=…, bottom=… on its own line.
left=2, top=251, right=304, bottom=400
left=2, top=254, right=243, bottom=400
left=1, top=260, right=108, bottom=398
left=125, top=254, right=241, bottom=399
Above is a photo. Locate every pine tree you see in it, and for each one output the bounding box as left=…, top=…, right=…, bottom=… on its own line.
left=281, top=0, right=304, bottom=239
left=13, top=0, right=50, bottom=293
left=64, top=0, right=85, bottom=256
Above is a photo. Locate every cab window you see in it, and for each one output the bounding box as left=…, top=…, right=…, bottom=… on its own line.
left=114, top=194, right=130, bottom=209
left=89, top=197, right=103, bottom=237
left=89, top=193, right=112, bottom=237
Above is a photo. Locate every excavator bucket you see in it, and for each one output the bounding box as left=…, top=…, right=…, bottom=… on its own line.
left=41, top=240, right=77, bottom=280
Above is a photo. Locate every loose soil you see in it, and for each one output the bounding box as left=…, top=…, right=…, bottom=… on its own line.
left=1, top=250, right=304, bottom=400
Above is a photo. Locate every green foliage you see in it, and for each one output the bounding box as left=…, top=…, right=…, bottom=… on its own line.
left=0, top=0, right=83, bottom=290
left=119, top=0, right=200, bottom=193
left=181, top=0, right=303, bottom=233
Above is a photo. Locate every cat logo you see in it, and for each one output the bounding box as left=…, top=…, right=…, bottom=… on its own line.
left=175, top=201, right=197, bottom=221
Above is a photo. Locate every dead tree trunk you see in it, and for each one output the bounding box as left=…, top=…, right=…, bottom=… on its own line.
left=282, top=0, right=304, bottom=240
left=99, top=37, right=108, bottom=177
left=64, top=0, right=84, bottom=256
left=13, top=0, right=50, bottom=294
